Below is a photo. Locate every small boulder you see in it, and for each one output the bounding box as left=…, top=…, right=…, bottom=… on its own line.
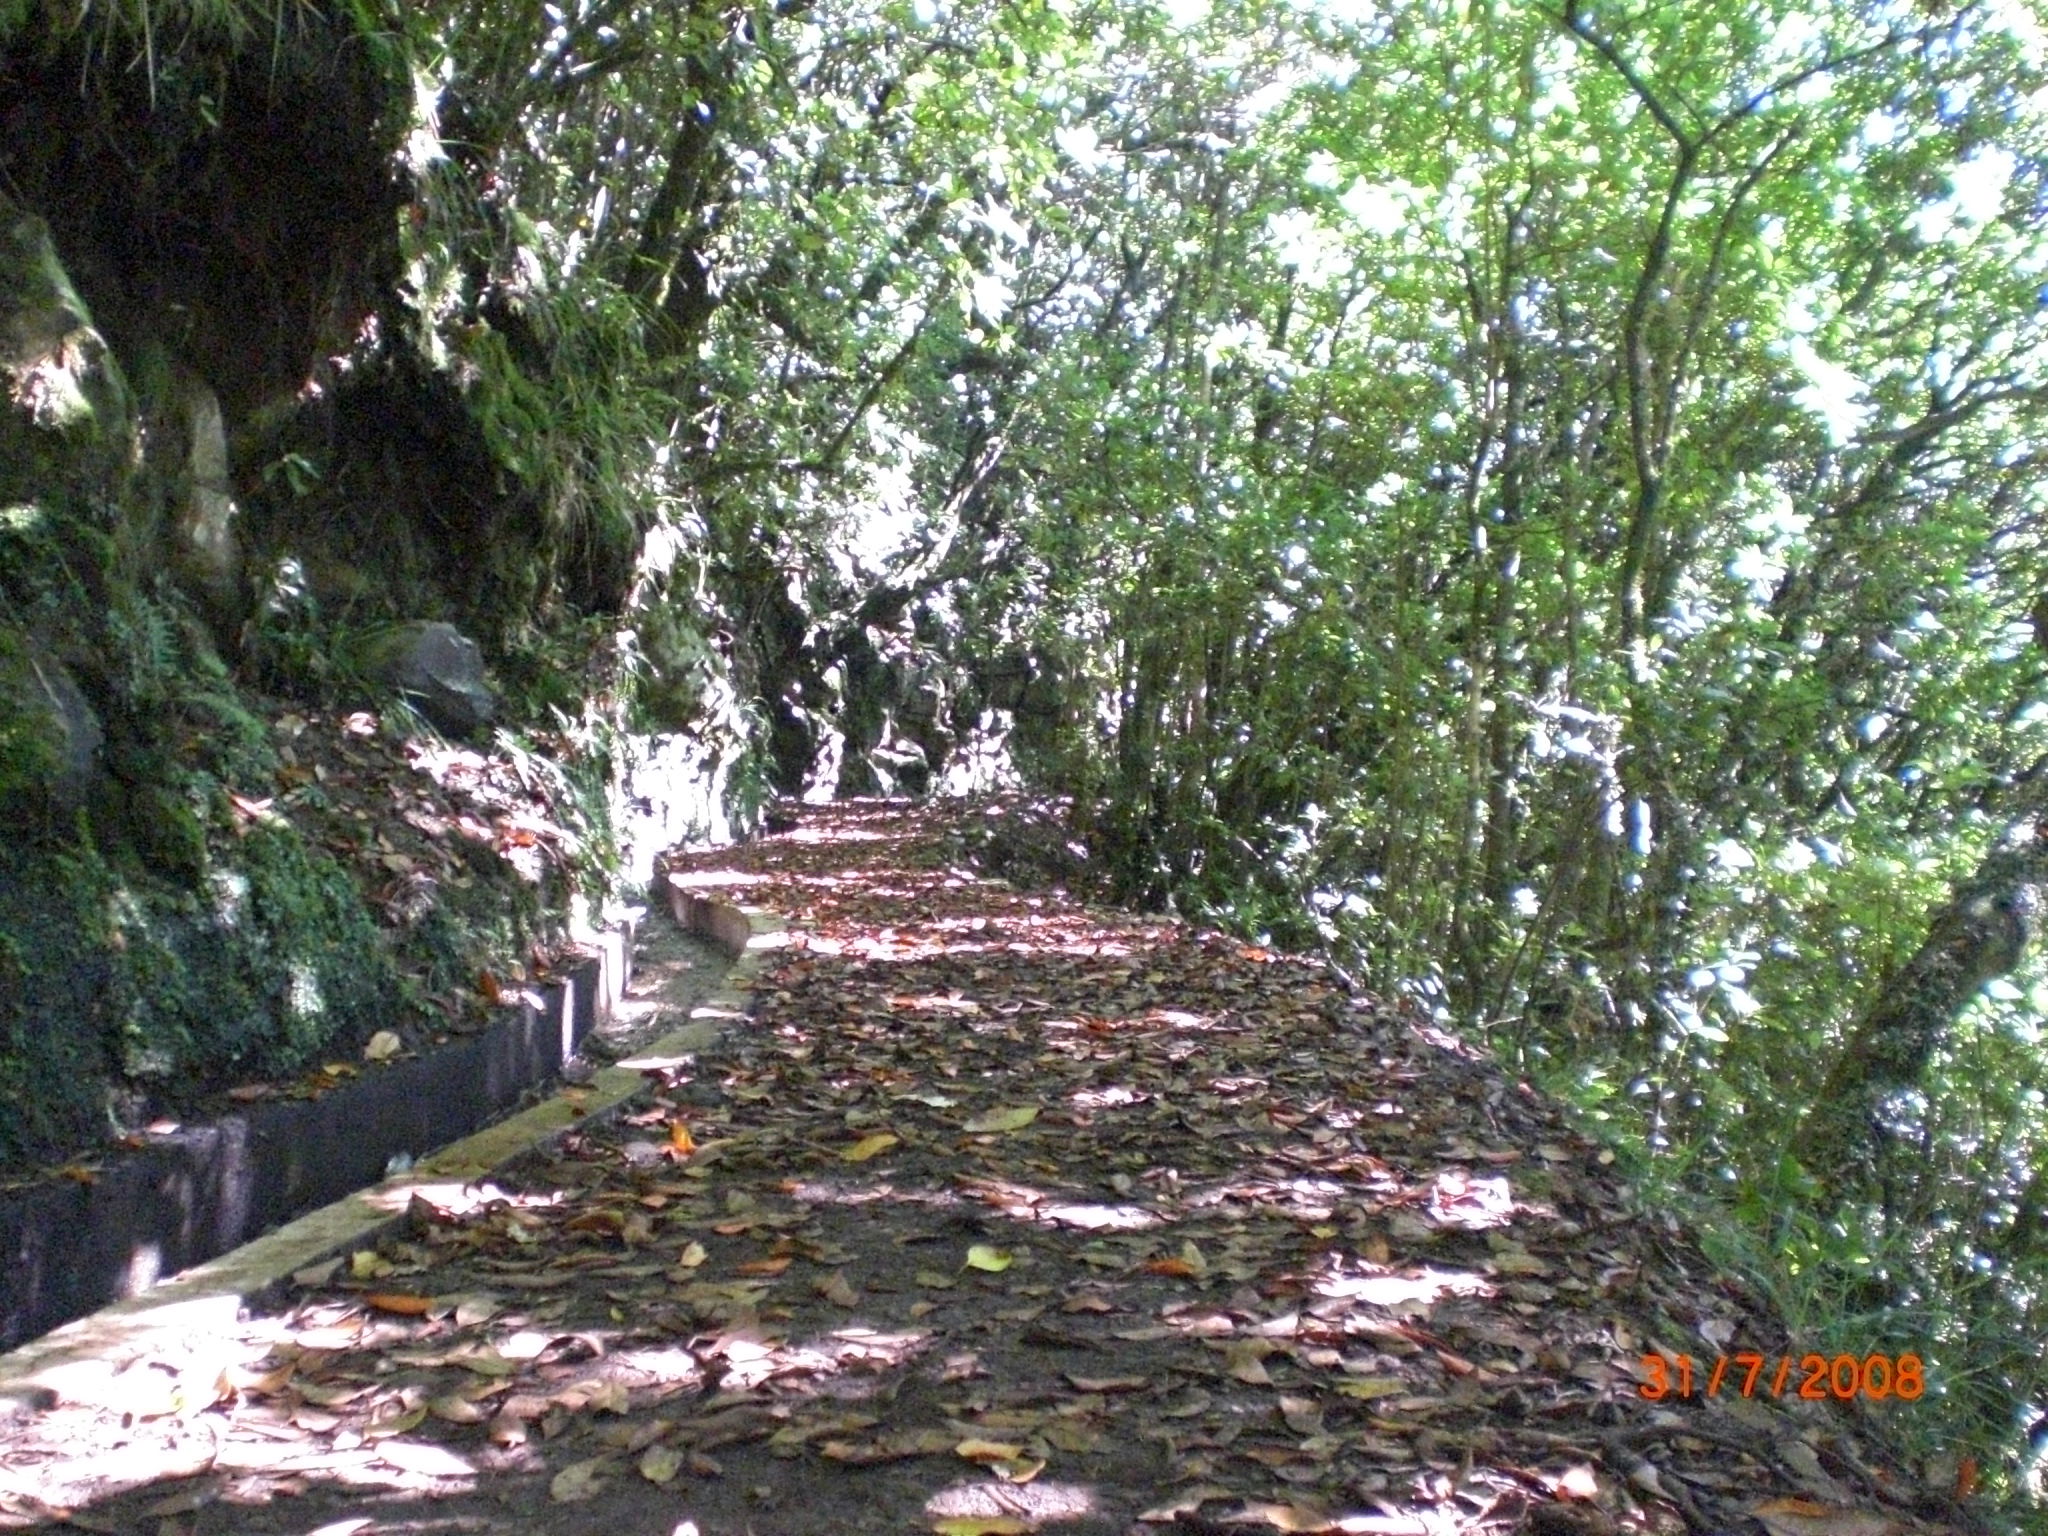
left=872, top=736, right=930, bottom=796
left=358, top=621, right=496, bottom=735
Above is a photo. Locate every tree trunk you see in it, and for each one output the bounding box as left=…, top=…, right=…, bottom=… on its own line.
left=1798, top=830, right=2048, bottom=1194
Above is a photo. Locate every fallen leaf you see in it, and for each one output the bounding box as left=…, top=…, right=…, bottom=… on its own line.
left=1555, top=1464, right=1600, bottom=1500
left=364, top=1292, right=434, bottom=1316
left=955, top=1438, right=1027, bottom=1463
left=1223, top=1340, right=1276, bottom=1384
left=374, top=1439, right=474, bottom=1478
left=843, top=1131, right=900, bottom=1161
left=1335, top=1378, right=1404, bottom=1400
left=1139, top=1487, right=1237, bottom=1522
left=1230, top=1502, right=1339, bottom=1533
left=143, top=1487, right=214, bottom=1517
left=363, top=1030, right=403, bottom=1062
left=1751, top=1499, right=1906, bottom=1536
left=639, top=1443, right=684, bottom=1484
left=296, top=1381, right=375, bottom=1407
left=932, top=1519, right=1036, bottom=1536
left=428, top=1392, right=490, bottom=1426
left=362, top=1405, right=428, bottom=1439
left=229, top=792, right=279, bottom=824
left=1278, top=1395, right=1324, bottom=1434
left=963, top=1105, right=1040, bottom=1134
left=550, top=1456, right=610, bottom=1502
left=965, top=1245, right=1014, bottom=1273
left=228, top=1360, right=297, bottom=1395
left=1065, top=1374, right=1149, bottom=1393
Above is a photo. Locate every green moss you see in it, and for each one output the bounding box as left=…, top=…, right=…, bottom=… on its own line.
left=0, top=797, right=414, bottom=1166
left=176, top=683, right=277, bottom=787
left=127, top=780, right=210, bottom=882
left=394, top=833, right=542, bottom=996
left=106, top=820, right=402, bottom=1087
left=0, top=840, right=122, bottom=1162
left=0, top=630, right=62, bottom=807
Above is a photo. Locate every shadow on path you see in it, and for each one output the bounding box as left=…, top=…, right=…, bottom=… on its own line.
left=0, top=802, right=1958, bottom=1536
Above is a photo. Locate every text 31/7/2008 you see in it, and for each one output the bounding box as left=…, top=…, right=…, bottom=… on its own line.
left=1638, top=1352, right=1924, bottom=1401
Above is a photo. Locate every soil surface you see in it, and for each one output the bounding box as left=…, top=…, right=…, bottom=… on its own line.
left=0, top=802, right=1968, bottom=1536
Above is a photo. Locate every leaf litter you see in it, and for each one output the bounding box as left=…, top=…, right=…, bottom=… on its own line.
left=0, top=801, right=1974, bottom=1536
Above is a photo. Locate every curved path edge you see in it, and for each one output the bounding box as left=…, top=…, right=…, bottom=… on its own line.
left=0, top=883, right=784, bottom=1416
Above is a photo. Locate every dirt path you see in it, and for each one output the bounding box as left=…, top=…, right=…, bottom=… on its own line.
left=0, top=803, right=1957, bottom=1536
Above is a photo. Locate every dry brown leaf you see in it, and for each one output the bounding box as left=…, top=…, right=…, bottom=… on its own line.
left=364, top=1292, right=433, bottom=1316
left=228, top=1360, right=297, bottom=1396
left=955, top=1437, right=1027, bottom=1463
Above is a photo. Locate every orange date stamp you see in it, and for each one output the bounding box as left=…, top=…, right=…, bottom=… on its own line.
left=1638, top=1352, right=1924, bottom=1402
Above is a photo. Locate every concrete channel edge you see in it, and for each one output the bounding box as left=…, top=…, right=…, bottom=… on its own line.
left=0, top=880, right=783, bottom=1416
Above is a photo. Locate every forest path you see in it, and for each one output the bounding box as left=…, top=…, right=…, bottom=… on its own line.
left=0, top=801, right=1944, bottom=1536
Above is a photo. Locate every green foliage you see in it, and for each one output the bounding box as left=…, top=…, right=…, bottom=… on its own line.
left=0, top=628, right=61, bottom=807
